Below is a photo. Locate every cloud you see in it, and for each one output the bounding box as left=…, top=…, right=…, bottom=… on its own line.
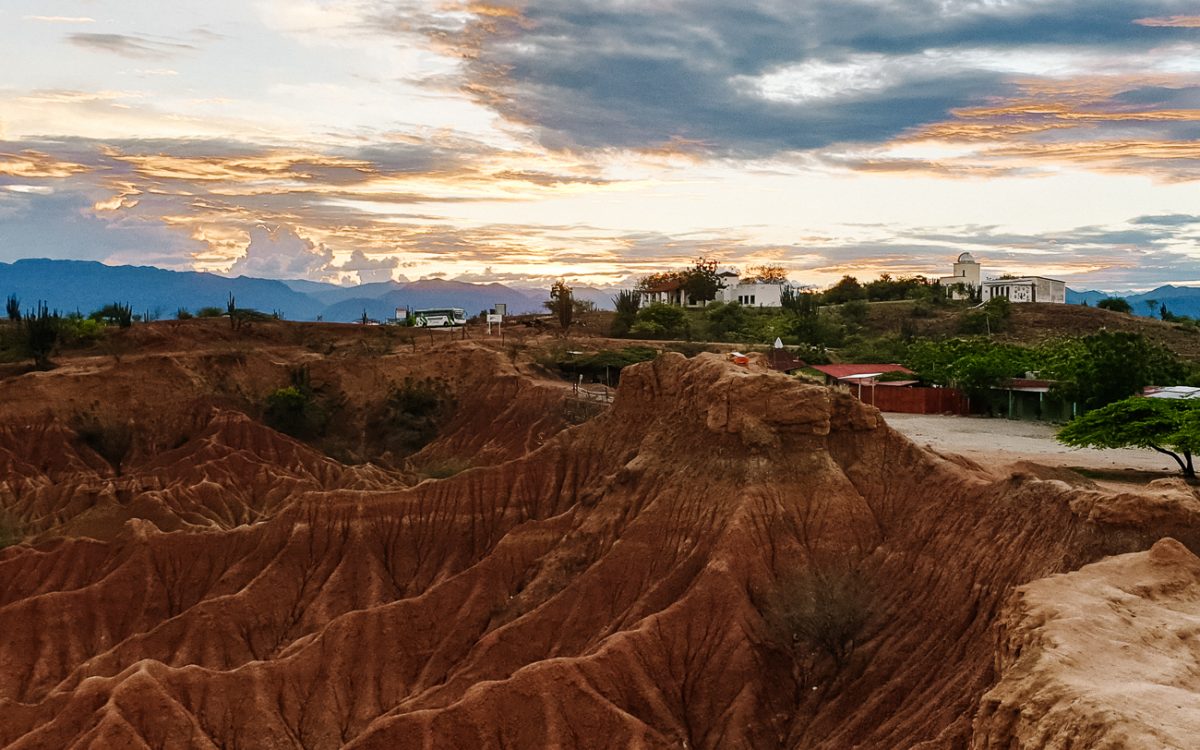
left=1131, top=214, right=1200, bottom=225
left=67, top=33, right=196, bottom=60
left=336, top=249, right=402, bottom=283
left=24, top=16, right=95, bottom=24
left=228, top=225, right=335, bottom=279
left=1135, top=16, right=1200, bottom=27
left=399, top=0, right=1200, bottom=157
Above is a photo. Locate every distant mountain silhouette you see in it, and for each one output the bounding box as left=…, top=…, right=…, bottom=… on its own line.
left=0, top=259, right=324, bottom=320
left=0, top=259, right=556, bottom=322
left=321, top=280, right=543, bottom=322
left=1069, top=285, right=1200, bottom=319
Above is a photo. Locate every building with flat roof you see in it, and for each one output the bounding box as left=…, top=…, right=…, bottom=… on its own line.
left=983, top=276, right=1066, bottom=304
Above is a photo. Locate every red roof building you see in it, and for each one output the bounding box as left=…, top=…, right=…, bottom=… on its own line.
left=810, top=364, right=913, bottom=383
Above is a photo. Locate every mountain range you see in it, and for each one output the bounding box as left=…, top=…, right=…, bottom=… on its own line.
left=1067, top=286, right=1200, bottom=319
left=0, top=259, right=619, bottom=322
left=4, top=258, right=1199, bottom=322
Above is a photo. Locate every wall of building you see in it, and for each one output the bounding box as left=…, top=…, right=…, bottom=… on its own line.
left=719, top=280, right=786, bottom=307
left=853, top=385, right=971, bottom=415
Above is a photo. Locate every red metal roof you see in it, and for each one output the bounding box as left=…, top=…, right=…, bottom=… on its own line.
left=641, top=279, right=683, bottom=293
left=811, top=364, right=913, bottom=379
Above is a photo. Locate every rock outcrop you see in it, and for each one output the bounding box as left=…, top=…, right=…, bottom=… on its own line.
left=972, top=537, right=1200, bottom=750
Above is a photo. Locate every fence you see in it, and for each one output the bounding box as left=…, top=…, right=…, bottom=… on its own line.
left=851, top=384, right=970, bottom=415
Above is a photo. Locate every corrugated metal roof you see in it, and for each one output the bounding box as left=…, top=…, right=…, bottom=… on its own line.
left=811, top=364, right=913, bottom=379
left=1145, top=386, right=1200, bottom=400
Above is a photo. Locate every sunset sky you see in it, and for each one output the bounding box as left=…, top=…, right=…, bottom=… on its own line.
left=1, top=1, right=1199, bottom=290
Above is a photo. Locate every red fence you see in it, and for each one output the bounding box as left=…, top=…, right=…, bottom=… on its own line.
left=851, top=385, right=970, bottom=415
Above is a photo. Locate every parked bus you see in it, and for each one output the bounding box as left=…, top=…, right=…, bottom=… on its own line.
left=411, top=307, right=467, bottom=327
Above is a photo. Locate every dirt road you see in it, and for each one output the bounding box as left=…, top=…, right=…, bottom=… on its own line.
left=884, top=413, right=1178, bottom=475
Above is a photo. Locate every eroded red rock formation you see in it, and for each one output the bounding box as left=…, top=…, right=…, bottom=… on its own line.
left=0, top=348, right=1194, bottom=748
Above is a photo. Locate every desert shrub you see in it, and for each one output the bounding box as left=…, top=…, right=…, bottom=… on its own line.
left=0, top=510, right=23, bottom=549
left=23, top=301, right=60, bottom=369
left=957, top=297, right=1011, bottom=334
left=59, top=315, right=105, bottom=347
left=265, top=386, right=323, bottom=438
left=763, top=567, right=874, bottom=668
left=94, top=303, right=134, bottom=328
left=176, top=308, right=194, bottom=320
left=839, top=299, right=869, bottom=328
left=196, top=306, right=224, bottom=318
left=611, top=289, right=641, bottom=336
left=264, top=368, right=333, bottom=439
left=552, top=346, right=658, bottom=384
left=418, top=458, right=473, bottom=479
left=368, top=377, right=455, bottom=456
left=910, top=300, right=935, bottom=318
left=72, top=413, right=134, bottom=474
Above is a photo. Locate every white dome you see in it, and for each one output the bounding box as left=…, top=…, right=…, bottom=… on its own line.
left=957, top=252, right=977, bottom=264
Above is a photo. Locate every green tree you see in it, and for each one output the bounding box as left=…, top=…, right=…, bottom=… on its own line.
left=632, top=302, right=689, bottom=338
left=705, top=301, right=749, bottom=341
left=547, top=279, right=574, bottom=332
left=905, top=338, right=1038, bottom=408
left=744, top=265, right=789, bottom=283
left=1042, top=331, right=1186, bottom=411
left=780, top=287, right=843, bottom=347
left=680, top=257, right=723, bottom=305
left=1097, top=297, right=1132, bottom=313
left=823, top=275, right=867, bottom=305
left=1058, top=396, right=1200, bottom=478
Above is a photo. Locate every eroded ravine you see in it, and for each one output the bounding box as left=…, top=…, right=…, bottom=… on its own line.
left=1, top=345, right=1196, bottom=748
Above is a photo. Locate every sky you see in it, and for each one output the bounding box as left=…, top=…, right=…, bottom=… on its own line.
left=0, top=1, right=1199, bottom=291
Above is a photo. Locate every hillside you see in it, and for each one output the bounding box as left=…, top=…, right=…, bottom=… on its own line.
left=1, top=323, right=1199, bottom=747
left=853, top=300, right=1200, bottom=360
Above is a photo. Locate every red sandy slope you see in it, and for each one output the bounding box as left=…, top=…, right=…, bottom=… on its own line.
left=0, top=350, right=1193, bottom=748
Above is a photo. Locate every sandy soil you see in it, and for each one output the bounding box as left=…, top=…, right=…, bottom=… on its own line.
left=884, top=412, right=1178, bottom=475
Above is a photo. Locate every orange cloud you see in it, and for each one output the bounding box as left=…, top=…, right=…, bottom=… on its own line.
left=1134, top=16, right=1200, bottom=28
left=0, top=150, right=90, bottom=178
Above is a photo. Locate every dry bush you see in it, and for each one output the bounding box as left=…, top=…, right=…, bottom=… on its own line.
left=764, top=566, right=874, bottom=668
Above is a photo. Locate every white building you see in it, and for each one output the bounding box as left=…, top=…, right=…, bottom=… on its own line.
left=937, top=253, right=1066, bottom=304
left=939, top=252, right=982, bottom=299
left=983, top=277, right=1066, bottom=304
left=717, top=270, right=787, bottom=308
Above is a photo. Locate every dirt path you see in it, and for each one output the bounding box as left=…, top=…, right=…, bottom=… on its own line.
left=884, top=413, right=1179, bottom=476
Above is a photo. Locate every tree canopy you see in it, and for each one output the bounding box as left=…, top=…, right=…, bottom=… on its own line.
left=1096, top=297, right=1132, bottom=313
left=1058, top=396, right=1200, bottom=477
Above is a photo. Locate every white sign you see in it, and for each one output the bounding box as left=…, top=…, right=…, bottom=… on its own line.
left=486, top=314, right=502, bottom=323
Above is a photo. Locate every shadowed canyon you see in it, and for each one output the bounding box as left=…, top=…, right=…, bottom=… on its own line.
left=2, top=321, right=1199, bottom=749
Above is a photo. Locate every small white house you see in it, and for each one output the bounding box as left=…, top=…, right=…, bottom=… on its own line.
left=717, top=270, right=787, bottom=308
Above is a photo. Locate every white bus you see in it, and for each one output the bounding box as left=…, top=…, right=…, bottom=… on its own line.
left=411, top=307, right=467, bottom=327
